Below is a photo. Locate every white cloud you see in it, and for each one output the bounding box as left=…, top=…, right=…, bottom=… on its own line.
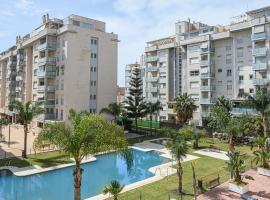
left=15, top=0, right=50, bottom=16
left=0, top=10, right=14, bottom=16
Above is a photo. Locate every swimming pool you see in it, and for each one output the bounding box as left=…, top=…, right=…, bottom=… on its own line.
left=0, top=148, right=169, bottom=200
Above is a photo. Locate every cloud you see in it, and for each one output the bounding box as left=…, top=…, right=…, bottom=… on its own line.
left=0, top=10, right=14, bottom=17
left=15, top=0, right=50, bottom=16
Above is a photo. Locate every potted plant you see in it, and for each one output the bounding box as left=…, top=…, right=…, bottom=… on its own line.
left=253, top=137, right=270, bottom=176
left=226, top=151, right=249, bottom=194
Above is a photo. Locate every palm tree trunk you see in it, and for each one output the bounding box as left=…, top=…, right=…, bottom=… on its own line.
left=22, top=124, right=28, bottom=158
left=192, top=165, right=197, bottom=199
left=262, top=115, right=268, bottom=137
left=73, top=160, right=83, bottom=200
left=177, top=162, right=183, bottom=194
left=150, top=115, right=152, bottom=136
left=229, top=135, right=234, bottom=152
left=0, top=124, right=2, bottom=139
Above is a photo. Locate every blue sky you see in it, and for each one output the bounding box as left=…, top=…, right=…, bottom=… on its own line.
left=0, top=0, right=270, bottom=86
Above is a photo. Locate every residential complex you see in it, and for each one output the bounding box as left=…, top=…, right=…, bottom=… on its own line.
left=0, top=14, right=118, bottom=124
left=138, top=6, right=270, bottom=125
left=116, top=85, right=125, bottom=104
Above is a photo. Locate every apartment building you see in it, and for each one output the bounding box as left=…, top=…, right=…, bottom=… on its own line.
left=116, top=85, right=125, bottom=104
left=141, top=6, right=270, bottom=125
left=144, top=36, right=178, bottom=121
left=0, top=14, right=118, bottom=124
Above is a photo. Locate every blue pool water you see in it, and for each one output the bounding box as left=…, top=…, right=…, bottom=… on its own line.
left=0, top=149, right=169, bottom=200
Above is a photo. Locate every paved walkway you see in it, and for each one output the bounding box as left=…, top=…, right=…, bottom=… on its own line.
left=194, top=148, right=229, bottom=160
left=197, top=169, right=270, bottom=200
left=0, top=123, right=42, bottom=158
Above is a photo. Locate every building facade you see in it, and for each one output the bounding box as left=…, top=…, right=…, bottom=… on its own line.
left=0, top=14, right=118, bottom=124
left=142, top=6, right=270, bottom=125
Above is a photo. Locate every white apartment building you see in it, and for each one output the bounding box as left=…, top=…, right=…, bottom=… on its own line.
left=0, top=14, right=118, bottom=125
left=142, top=6, right=270, bottom=125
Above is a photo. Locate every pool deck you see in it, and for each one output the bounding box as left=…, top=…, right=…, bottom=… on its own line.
left=87, top=139, right=200, bottom=200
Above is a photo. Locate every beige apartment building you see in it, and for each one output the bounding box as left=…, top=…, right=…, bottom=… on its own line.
left=142, top=6, right=270, bottom=125
left=0, top=14, right=118, bottom=124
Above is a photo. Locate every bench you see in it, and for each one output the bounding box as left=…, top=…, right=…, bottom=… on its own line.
left=207, top=176, right=220, bottom=189
left=241, top=194, right=258, bottom=200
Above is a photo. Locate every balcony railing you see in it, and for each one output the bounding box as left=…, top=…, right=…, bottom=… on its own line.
left=38, top=42, right=57, bottom=51
left=200, top=85, right=215, bottom=91
left=38, top=57, right=56, bottom=65
left=146, top=77, right=158, bottom=82
left=37, top=113, right=55, bottom=121
left=145, top=56, right=158, bottom=62
left=146, top=66, right=158, bottom=72
left=231, top=108, right=257, bottom=115
left=200, top=60, right=209, bottom=66
left=16, top=76, right=23, bottom=81
left=146, top=87, right=158, bottom=93
left=37, top=85, right=56, bottom=92
left=252, top=47, right=267, bottom=56
left=252, top=62, right=267, bottom=70
left=15, top=87, right=22, bottom=92
left=253, top=78, right=268, bottom=85
left=252, top=32, right=266, bottom=41
left=200, top=98, right=214, bottom=104
left=200, top=72, right=214, bottom=79
left=37, top=70, right=56, bottom=77
left=200, top=48, right=214, bottom=54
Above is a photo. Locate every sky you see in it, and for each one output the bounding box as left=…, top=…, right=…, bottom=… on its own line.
left=0, top=0, right=270, bottom=86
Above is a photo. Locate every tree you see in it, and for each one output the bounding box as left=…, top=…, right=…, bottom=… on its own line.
left=9, top=101, right=44, bottom=158
left=241, top=86, right=270, bottom=137
left=145, top=101, right=163, bottom=134
left=0, top=118, right=9, bottom=139
left=192, top=128, right=206, bottom=149
left=214, top=95, right=233, bottom=113
left=226, top=151, right=246, bottom=184
left=174, top=93, right=197, bottom=125
left=125, top=67, right=146, bottom=132
left=103, top=180, right=125, bottom=200
left=100, top=102, right=123, bottom=123
left=165, top=127, right=188, bottom=194
left=34, top=109, right=131, bottom=200
left=225, top=118, right=244, bottom=151
left=253, top=137, right=270, bottom=169
left=191, top=160, right=198, bottom=200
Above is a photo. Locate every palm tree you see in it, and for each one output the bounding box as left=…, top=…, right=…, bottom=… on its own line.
left=191, top=160, right=198, bottom=200
left=241, top=87, right=270, bottom=137
left=166, top=128, right=188, bottom=194
left=103, top=180, right=125, bottom=200
left=174, top=93, right=197, bottom=125
left=34, top=109, right=131, bottom=200
left=9, top=100, right=44, bottom=158
left=214, top=95, right=233, bottom=113
left=100, top=102, right=123, bottom=123
left=145, top=101, right=163, bottom=133
left=225, top=118, right=243, bottom=151
left=226, top=151, right=246, bottom=184
left=253, top=137, right=270, bottom=169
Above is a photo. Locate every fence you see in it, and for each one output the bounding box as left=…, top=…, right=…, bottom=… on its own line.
left=132, top=119, right=160, bottom=129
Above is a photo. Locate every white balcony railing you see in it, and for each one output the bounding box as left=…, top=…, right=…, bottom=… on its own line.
left=252, top=62, right=267, bottom=70
left=252, top=32, right=266, bottom=40
left=252, top=47, right=267, bottom=56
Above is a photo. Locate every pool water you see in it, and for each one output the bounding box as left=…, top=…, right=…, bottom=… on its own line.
left=0, top=149, right=169, bottom=200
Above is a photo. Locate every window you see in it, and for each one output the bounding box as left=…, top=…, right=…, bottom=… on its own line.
left=249, top=88, right=254, bottom=94
left=227, top=69, right=232, bottom=76
left=236, top=38, right=243, bottom=44
left=190, top=70, right=199, bottom=76
left=61, top=80, right=64, bottom=90
left=60, top=110, right=63, bottom=120
left=226, top=54, right=232, bottom=64
left=61, top=65, right=64, bottom=75
left=248, top=46, right=252, bottom=52
left=218, top=81, right=222, bottom=84
left=61, top=95, right=64, bottom=105
left=227, top=85, right=232, bottom=90
left=55, top=109, right=58, bottom=119
left=56, top=80, right=59, bottom=90
left=237, top=48, right=244, bottom=57
left=55, top=95, right=58, bottom=104
left=72, top=20, right=80, bottom=26
left=90, top=67, right=93, bottom=72
left=239, top=89, right=244, bottom=97
left=249, top=74, right=253, bottom=79
left=94, top=67, right=96, bottom=72
left=239, top=75, right=244, bottom=80
left=225, top=45, right=231, bottom=51
left=93, top=95, right=96, bottom=100
left=34, top=69, right=37, bottom=76
left=56, top=66, right=59, bottom=76
left=91, top=53, right=97, bottom=59
left=218, top=69, right=222, bottom=73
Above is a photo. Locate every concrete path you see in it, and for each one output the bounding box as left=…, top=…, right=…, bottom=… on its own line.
left=197, top=169, right=270, bottom=200
left=194, top=148, right=229, bottom=160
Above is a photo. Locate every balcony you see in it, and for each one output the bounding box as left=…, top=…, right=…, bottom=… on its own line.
left=252, top=32, right=266, bottom=41
left=200, top=72, right=214, bottom=79
left=16, top=76, right=23, bottom=81
left=200, top=98, right=214, bottom=104
left=231, top=108, right=257, bottom=116
left=145, top=56, right=158, bottom=62
left=37, top=70, right=56, bottom=77
left=146, top=66, right=158, bottom=72
left=252, top=47, right=267, bottom=56
left=15, top=87, right=22, bottom=92
left=38, top=57, right=56, bottom=65
left=201, top=111, right=210, bottom=118
left=38, top=42, right=57, bottom=51
left=252, top=62, right=267, bottom=70
left=38, top=99, right=55, bottom=106
left=37, top=85, right=56, bottom=92
left=253, top=78, right=268, bottom=86
left=146, top=77, right=158, bottom=82
left=37, top=113, right=55, bottom=121
left=15, top=97, right=22, bottom=102
left=200, top=85, right=215, bottom=91
left=200, top=60, right=209, bottom=66
left=200, top=47, right=214, bottom=54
